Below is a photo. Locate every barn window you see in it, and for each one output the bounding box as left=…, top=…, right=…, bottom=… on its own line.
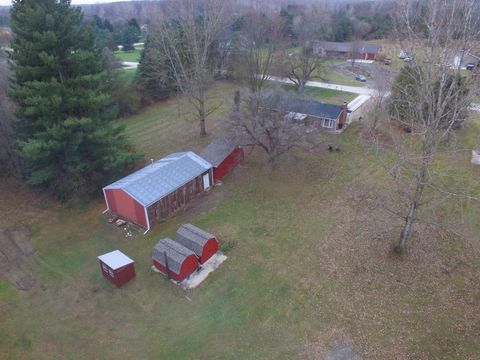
left=323, top=119, right=335, bottom=128
left=108, top=269, right=114, bottom=277
left=102, top=264, right=109, bottom=273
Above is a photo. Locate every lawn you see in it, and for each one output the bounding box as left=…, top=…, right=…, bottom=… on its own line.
left=119, top=67, right=137, bottom=81
left=313, top=67, right=367, bottom=87
left=282, top=83, right=358, bottom=105
left=115, top=48, right=142, bottom=63
left=1, top=83, right=480, bottom=359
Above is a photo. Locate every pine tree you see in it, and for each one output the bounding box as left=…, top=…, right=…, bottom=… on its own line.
left=135, top=33, right=176, bottom=104
left=9, top=0, right=138, bottom=199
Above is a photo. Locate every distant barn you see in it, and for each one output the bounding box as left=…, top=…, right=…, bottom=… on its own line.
left=152, top=238, right=198, bottom=282
left=200, top=139, right=244, bottom=182
left=103, top=152, right=213, bottom=231
left=175, top=224, right=219, bottom=264
left=98, top=250, right=135, bottom=288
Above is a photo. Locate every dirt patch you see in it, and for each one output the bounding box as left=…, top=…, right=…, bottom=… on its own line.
left=0, top=225, right=36, bottom=290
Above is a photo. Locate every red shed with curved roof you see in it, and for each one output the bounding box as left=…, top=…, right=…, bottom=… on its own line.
left=152, top=238, right=198, bottom=282
left=175, top=224, right=219, bottom=264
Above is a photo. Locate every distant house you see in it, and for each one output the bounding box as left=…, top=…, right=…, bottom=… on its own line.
left=269, top=97, right=349, bottom=132
left=103, top=152, right=213, bottom=231
left=314, top=41, right=382, bottom=60
left=200, top=139, right=244, bottom=182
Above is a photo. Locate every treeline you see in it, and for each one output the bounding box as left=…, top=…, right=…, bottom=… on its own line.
left=92, top=16, right=143, bottom=51
left=280, top=2, right=395, bottom=42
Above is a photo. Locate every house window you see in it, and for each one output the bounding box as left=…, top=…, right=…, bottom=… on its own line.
left=323, top=119, right=335, bottom=128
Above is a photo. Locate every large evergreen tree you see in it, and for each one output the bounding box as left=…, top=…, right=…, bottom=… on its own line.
left=135, top=33, right=176, bottom=104
left=9, top=0, right=138, bottom=199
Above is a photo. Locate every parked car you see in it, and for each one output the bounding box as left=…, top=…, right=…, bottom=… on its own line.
left=466, top=63, right=475, bottom=71
left=384, top=58, right=392, bottom=65
left=355, top=74, right=367, bottom=82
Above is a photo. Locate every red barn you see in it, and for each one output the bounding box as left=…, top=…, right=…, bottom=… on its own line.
left=97, top=250, right=135, bottom=288
left=103, top=152, right=213, bottom=232
left=200, top=139, right=244, bottom=182
left=175, top=224, right=219, bottom=264
left=152, top=238, right=198, bottom=282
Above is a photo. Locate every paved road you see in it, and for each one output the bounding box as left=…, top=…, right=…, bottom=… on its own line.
left=122, top=61, right=139, bottom=69
left=267, top=75, right=377, bottom=96
left=470, top=103, right=480, bottom=112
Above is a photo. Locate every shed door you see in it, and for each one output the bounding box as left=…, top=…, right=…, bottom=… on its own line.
left=203, top=173, right=210, bottom=190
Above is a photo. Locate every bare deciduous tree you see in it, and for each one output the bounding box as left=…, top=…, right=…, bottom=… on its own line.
left=156, top=0, right=228, bottom=136
left=233, top=12, right=285, bottom=93
left=230, top=86, right=320, bottom=162
left=369, top=66, right=391, bottom=130
left=283, top=43, right=326, bottom=92
left=387, top=0, right=480, bottom=253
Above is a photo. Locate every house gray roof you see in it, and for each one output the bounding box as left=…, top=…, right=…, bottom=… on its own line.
left=175, top=224, right=216, bottom=256
left=267, top=96, right=344, bottom=120
left=103, top=152, right=212, bottom=207
left=317, top=41, right=382, bottom=54
left=200, top=139, right=238, bottom=167
left=152, top=238, right=196, bottom=275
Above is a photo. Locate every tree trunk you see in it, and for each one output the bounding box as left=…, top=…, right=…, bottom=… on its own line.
left=199, top=101, right=207, bottom=136
left=396, top=156, right=429, bottom=253
left=298, top=81, right=305, bottom=92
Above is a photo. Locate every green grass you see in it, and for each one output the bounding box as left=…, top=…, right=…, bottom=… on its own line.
left=118, top=67, right=137, bottom=81
left=115, top=49, right=142, bottom=63
left=320, top=70, right=366, bottom=87
left=282, top=84, right=357, bottom=104
left=122, top=81, right=238, bottom=159
left=1, top=85, right=480, bottom=359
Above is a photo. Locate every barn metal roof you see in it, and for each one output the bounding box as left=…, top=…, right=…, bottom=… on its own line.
left=200, top=139, right=238, bottom=167
left=98, top=250, right=134, bottom=270
left=152, top=238, right=196, bottom=275
left=103, top=152, right=212, bottom=207
left=175, top=224, right=216, bottom=256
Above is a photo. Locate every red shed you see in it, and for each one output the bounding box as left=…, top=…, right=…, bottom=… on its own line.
left=103, top=152, right=213, bottom=231
left=175, top=224, right=219, bottom=264
left=98, top=250, right=135, bottom=288
left=152, top=238, right=198, bottom=282
left=200, top=139, right=244, bottom=182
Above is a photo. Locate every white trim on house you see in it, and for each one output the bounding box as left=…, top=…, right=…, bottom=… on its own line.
left=323, top=118, right=335, bottom=128
left=102, top=188, right=110, bottom=214
left=143, top=206, right=151, bottom=234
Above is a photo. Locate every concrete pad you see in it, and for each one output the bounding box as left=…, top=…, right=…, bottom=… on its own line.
left=151, top=251, right=227, bottom=289
left=182, top=252, right=227, bottom=289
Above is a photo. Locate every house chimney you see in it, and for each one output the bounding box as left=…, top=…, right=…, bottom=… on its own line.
left=339, top=102, right=348, bottom=125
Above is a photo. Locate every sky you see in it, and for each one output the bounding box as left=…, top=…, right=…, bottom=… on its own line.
left=0, top=0, right=137, bottom=6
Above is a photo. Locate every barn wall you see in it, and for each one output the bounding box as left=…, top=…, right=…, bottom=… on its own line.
left=99, top=261, right=135, bottom=287
left=114, top=264, right=136, bottom=287
left=153, top=256, right=198, bottom=282
left=105, top=189, right=147, bottom=228
left=214, top=147, right=244, bottom=181
left=199, top=238, right=219, bottom=264
left=146, top=171, right=211, bottom=225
